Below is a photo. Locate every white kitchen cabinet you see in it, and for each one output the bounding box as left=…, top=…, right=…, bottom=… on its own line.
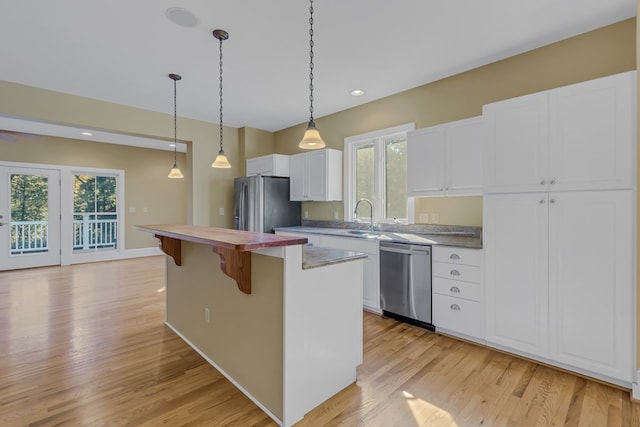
left=484, top=193, right=549, bottom=356
left=274, top=231, right=380, bottom=312
left=483, top=71, right=635, bottom=194
left=246, top=154, right=290, bottom=177
left=407, top=116, right=484, bottom=197
left=319, top=235, right=380, bottom=312
left=290, top=149, right=342, bottom=201
left=483, top=190, right=633, bottom=384
left=547, top=190, right=632, bottom=382
left=432, top=246, right=483, bottom=341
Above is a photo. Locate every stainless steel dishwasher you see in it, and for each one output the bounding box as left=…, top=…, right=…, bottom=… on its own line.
left=379, top=242, right=433, bottom=329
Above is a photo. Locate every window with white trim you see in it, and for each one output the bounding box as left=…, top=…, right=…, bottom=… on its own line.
left=343, top=123, right=415, bottom=224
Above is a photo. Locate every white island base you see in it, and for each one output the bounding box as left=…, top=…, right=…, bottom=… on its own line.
left=163, top=241, right=363, bottom=427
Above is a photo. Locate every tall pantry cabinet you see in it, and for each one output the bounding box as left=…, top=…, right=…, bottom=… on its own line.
left=483, top=71, right=636, bottom=385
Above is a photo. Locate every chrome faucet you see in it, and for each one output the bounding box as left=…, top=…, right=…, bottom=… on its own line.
left=354, top=198, right=375, bottom=232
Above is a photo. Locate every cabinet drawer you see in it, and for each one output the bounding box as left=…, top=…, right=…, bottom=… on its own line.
left=433, top=294, right=482, bottom=338
left=433, top=262, right=481, bottom=283
left=433, top=246, right=482, bottom=266
left=433, top=277, right=480, bottom=302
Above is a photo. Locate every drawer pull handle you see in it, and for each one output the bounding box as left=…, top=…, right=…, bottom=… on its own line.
left=449, top=253, right=460, bottom=260
left=450, top=286, right=460, bottom=293
left=450, top=269, right=460, bottom=276
left=450, top=304, right=461, bottom=311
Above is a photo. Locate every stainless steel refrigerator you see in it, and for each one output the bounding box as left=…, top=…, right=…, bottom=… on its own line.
left=233, top=176, right=301, bottom=233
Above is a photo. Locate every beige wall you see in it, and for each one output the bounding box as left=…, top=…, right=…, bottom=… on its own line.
left=1, top=135, right=187, bottom=249
left=166, top=243, right=284, bottom=418
left=415, top=196, right=483, bottom=227
left=0, top=80, right=239, bottom=229
left=274, top=18, right=636, bottom=226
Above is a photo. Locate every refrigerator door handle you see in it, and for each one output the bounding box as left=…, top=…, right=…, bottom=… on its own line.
left=239, top=182, right=247, bottom=230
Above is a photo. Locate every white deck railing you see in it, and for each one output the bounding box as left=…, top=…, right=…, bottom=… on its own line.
left=10, top=215, right=118, bottom=254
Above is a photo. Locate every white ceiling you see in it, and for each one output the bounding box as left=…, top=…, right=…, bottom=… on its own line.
left=0, top=0, right=636, bottom=138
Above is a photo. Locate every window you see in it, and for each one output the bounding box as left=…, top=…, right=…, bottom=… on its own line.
left=344, top=123, right=415, bottom=224
left=73, top=173, right=119, bottom=253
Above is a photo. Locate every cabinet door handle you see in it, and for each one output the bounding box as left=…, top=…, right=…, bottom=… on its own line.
left=449, top=253, right=460, bottom=260
left=539, top=199, right=546, bottom=204
left=450, top=269, right=460, bottom=276
left=550, top=179, right=556, bottom=185
left=550, top=199, right=556, bottom=204
left=450, top=286, right=460, bottom=293
left=450, top=304, right=461, bottom=311
left=540, top=179, right=546, bottom=185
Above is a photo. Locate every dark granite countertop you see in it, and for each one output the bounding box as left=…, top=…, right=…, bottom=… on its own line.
left=276, top=224, right=482, bottom=249
left=302, top=245, right=367, bottom=270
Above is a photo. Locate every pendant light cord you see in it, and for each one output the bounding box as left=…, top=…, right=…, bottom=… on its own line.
left=219, top=35, right=224, bottom=151
left=308, top=0, right=315, bottom=123
left=173, top=77, right=178, bottom=164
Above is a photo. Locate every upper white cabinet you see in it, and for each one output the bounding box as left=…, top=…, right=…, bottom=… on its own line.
left=483, top=71, right=636, bottom=194
left=290, top=149, right=342, bottom=201
left=246, top=154, right=290, bottom=177
left=407, top=116, right=484, bottom=197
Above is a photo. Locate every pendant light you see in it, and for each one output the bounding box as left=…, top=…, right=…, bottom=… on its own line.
left=212, top=29, right=231, bottom=169
left=168, top=73, right=184, bottom=179
left=299, top=0, right=326, bottom=150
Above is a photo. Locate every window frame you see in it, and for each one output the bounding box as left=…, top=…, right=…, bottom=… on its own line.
left=343, top=123, right=415, bottom=224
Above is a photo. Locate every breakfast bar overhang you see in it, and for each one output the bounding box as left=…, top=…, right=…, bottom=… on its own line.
left=135, top=224, right=366, bottom=427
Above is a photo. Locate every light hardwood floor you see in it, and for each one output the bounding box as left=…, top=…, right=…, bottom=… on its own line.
left=0, top=256, right=638, bottom=426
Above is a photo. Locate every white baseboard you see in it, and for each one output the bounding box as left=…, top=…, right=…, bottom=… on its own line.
left=67, top=247, right=162, bottom=265
left=164, top=321, right=283, bottom=426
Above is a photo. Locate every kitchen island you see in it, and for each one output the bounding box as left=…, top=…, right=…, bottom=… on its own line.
left=135, top=225, right=366, bottom=427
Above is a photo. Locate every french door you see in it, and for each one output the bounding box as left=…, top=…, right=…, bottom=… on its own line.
left=0, top=166, right=61, bottom=270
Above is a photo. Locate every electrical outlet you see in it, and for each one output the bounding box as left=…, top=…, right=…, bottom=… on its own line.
left=219, top=207, right=224, bottom=216
left=128, top=207, right=136, bottom=213
left=143, top=207, right=148, bottom=213
left=304, top=211, right=309, bottom=219
left=333, top=211, right=339, bottom=220
left=419, top=213, right=429, bottom=223
left=204, top=308, right=210, bottom=323
left=432, top=213, right=440, bottom=224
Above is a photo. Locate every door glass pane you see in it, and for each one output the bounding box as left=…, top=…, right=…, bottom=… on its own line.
left=384, top=137, right=407, bottom=220
left=355, top=143, right=375, bottom=220
left=73, top=174, right=118, bottom=253
left=10, top=174, right=49, bottom=255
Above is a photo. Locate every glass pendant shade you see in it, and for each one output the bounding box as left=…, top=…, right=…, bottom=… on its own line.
left=168, top=163, right=184, bottom=178
left=212, top=148, right=231, bottom=168
left=299, top=120, right=326, bottom=149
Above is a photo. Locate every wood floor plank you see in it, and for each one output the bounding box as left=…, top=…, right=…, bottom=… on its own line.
left=1, top=256, right=639, bottom=426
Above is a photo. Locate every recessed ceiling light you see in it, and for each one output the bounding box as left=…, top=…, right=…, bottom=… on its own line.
left=351, top=89, right=365, bottom=97
left=81, top=132, right=93, bottom=136
left=166, top=7, right=199, bottom=28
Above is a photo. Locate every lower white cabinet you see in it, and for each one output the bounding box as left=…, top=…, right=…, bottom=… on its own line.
left=274, top=231, right=380, bottom=312
left=484, top=190, right=633, bottom=385
left=432, top=246, right=483, bottom=341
